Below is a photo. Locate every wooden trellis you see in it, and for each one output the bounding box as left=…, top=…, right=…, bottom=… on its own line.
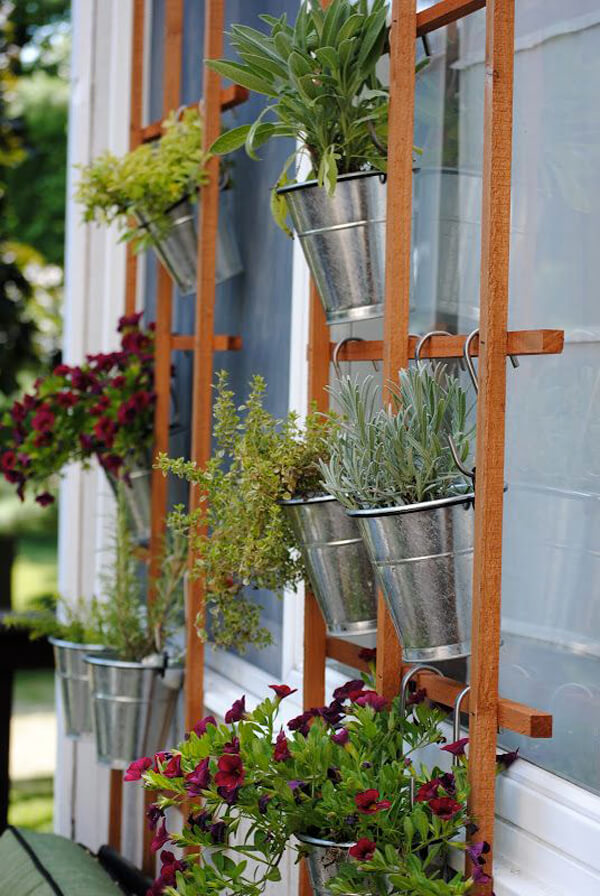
left=108, top=2, right=564, bottom=894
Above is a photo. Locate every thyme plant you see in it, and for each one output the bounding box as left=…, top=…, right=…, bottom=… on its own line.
left=321, top=366, right=474, bottom=510
left=75, top=108, right=210, bottom=250
left=4, top=593, right=105, bottom=645
left=157, top=371, right=338, bottom=652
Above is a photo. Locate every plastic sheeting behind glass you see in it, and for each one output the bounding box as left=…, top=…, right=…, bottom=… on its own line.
left=414, top=1, right=600, bottom=794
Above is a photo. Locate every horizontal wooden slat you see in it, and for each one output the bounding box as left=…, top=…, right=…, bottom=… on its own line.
left=328, top=329, right=564, bottom=365
left=172, top=334, right=242, bottom=352
left=140, top=85, right=249, bottom=142
left=326, top=637, right=370, bottom=673
left=416, top=0, right=486, bottom=35
left=323, top=645, right=552, bottom=738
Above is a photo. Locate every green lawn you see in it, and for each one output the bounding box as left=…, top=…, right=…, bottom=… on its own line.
left=8, top=778, right=54, bottom=832
left=11, top=532, right=58, bottom=613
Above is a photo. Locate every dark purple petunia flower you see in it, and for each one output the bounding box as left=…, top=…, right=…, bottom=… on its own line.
left=123, top=756, right=152, bottom=781
left=150, top=819, right=170, bottom=853
left=441, top=737, right=469, bottom=758
left=185, top=757, right=211, bottom=795
left=288, top=710, right=314, bottom=737
left=333, top=679, right=365, bottom=701
left=496, top=749, right=519, bottom=770
left=192, top=715, right=217, bottom=738
left=327, top=766, right=342, bottom=784
left=406, top=687, right=427, bottom=706
left=215, top=754, right=245, bottom=791
left=162, top=754, right=182, bottom=778
left=429, top=797, right=463, bottom=820
left=217, top=785, right=241, bottom=805
left=331, top=728, right=349, bottom=746
left=269, top=684, right=298, bottom=700
left=317, top=699, right=345, bottom=726
left=187, top=810, right=210, bottom=831
left=35, top=492, right=54, bottom=507
left=273, top=729, right=291, bottom=762
left=355, top=690, right=388, bottom=712
left=355, top=790, right=391, bottom=814
left=349, top=838, right=376, bottom=861
left=223, top=737, right=240, bottom=754
left=358, top=647, right=377, bottom=663
left=258, top=794, right=271, bottom=815
left=146, top=804, right=164, bottom=831
left=225, top=696, right=246, bottom=723
left=210, top=821, right=228, bottom=845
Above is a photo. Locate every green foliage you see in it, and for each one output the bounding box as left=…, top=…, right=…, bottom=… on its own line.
left=97, top=488, right=187, bottom=662
left=321, top=366, right=474, bottom=509
left=75, top=108, right=210, bottom=251
left=208, top=0, right=395, bottom=229
left=133, top=673, right=485, bottom=896
left=157, top=371, right=338, bottom=653
left=3, top=592, right=105, bottom=644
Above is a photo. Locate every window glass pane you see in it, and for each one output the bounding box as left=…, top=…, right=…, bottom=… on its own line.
left=413, top=2, right=600, bottom=794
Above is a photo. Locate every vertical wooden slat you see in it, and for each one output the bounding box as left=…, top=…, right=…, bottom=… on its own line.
left=143, top=0, right=184, bottom=873
left=467, top=1, right=515, bottom=891
left=124, top=0, right=145, bottom=315
left=107, top=769, right=123, bottom=849
left=376, top=0, right=417, bottom=700
left=185, top=0, right=225, bottom=733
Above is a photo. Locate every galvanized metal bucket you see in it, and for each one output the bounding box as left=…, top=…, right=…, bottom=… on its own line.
left=85, top=652, right=183, bottom=769
left=349, top=494, right=475, bottom=661
left=280, top=495, right=377, bottom=635
left=277, top=171, right=387, bottom=325
left=136, top=194, right=243, bottom=295
left=49, top=638, right=106, bottom=739
left=106, top=467, right=151, bottom=546
left=296, top=835, right=354, bottom=896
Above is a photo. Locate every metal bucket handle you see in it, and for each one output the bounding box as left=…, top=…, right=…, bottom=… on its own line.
left=400, top=664, right=443, bottom=806
left=452, top=685, right=471, bottom=767
left=333, top=336, right=379, bottom=379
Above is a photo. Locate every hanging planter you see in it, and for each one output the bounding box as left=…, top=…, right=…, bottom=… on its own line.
left=85, top=652, right=183, bottom=769
left=321, top=360, right=476, bottom=662
left=134, top=189, right=243, bottom=296
left=349, top=494, right=474, bottom=661
left=280, top=494, right=377, bottom=635
left=49, top=638, right=106, bottom=738
left=296, top=835, right=356, bottom=896
left=277, top=172, right=386, bottom=325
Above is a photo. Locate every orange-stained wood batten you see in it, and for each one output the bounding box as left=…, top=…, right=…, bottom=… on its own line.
left=144, top=0, right=184, bottom=874
left=107, top=769, right=123, bottom=851
left=416, top=0, right=486, bottom=35
left=171, top=333, right=242, bottom=352
left=376, top=0, right=417, bottom=700
left=185, top=0, right=226, bottom=734
left=328, top=329, right=564, bottom=364
left=139, top=85, right=249, bottom=142
left=467, top=0, right=516, bottom=891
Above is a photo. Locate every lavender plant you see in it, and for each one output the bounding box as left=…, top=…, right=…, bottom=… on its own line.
left=321, top=366, right=474, bottom=510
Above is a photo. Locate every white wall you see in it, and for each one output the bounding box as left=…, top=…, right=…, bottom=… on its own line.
left=55, top=0, right=138, bottom=855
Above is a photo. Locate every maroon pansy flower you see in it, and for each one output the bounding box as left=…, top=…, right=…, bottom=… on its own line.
left=407, top=687, right=427, bottom=706
left=215, top=753, right=245, bottom=791
left=358, top=647, right=377, bottom=663
left=496, top=749, right=519, bottom=770
left=441, top=737, right=469, bottom=758
left=146, top=804, right=164, bottom=831
left=123, top=756, right=152, bottom=781
left=1, top=451, right=16, bottom=472
left=415, top=779, right=441, bottom=803
left=288, top=709, right=314, bottom=737
left=225, top=696, right=246, bottom=723
left=31, top=407, right=55, bottom=432
left=429, top=797, right=463, bottom=820
left=349, top=838, right=376, bottom=861
left=223, top=737, right=240, bottom=754
left=355, top=790, right=391, bottom=814
left=273, top=729, right=291, bottom=762
left=118, top=311, right=143, bottom=331
left=269, top=684, right=298, bottom=700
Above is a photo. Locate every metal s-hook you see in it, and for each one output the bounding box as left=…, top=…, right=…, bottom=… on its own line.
left=452, top=685, right=470, bottom=767
left=400, top=664, right=443, bottom=718
left=332, top=336, right=379, bottom=379
left=448, top=435, right=475, bottom=488
left=415, top=330, right=465, bottom=371
left=464, top=328, right=520, bottom=395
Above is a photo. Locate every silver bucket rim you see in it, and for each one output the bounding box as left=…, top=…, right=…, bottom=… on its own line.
left=48, top=636, right=106, bottom=652
left=296, top=833, right=355, bottom=850
left=276, top=169, right=385, bottom=197
left=133, top=191, right=194, bottom=231
left=347, top=492, right=475, bottom=519
left=279, top=493, right=336, bottom=507
left=84, top=652, right=183, bottom=671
